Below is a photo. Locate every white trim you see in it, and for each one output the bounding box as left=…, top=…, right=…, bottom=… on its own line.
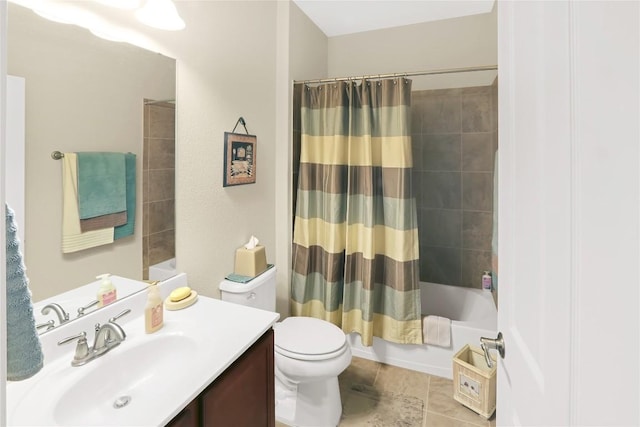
left=274, top=0, right=292, bottom=318
left=638, top=4, right=640, bottom=424
left=496, top=0, right=515, bottom=421
left=567, top=1, right=580, bottom=424
left=0, top=1, right=7, bottom=424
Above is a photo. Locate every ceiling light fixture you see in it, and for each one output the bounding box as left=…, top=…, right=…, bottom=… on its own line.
left=135, top=0, right=185, bottom=31
left=95, top=0, right=142, bottom=10
left=32, top=3, right=93, bottom=26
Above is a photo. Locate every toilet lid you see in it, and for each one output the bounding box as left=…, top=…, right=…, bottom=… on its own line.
left=275, top=317, right=346, bottom=357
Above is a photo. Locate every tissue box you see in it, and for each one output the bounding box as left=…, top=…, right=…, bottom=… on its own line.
left=234, top=245, right=267, bottom=277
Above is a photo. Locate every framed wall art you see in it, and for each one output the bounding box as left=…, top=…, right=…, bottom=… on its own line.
left=223, top=132, right=257, bottom=187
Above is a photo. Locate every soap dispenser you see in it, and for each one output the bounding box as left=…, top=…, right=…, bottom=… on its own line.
left=145, top=282, right=164, bottom=333
left=96, top=273, right=117, bottom=307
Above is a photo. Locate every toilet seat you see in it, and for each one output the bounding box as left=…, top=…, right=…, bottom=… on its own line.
left=275, top=317, right=347, bottom=361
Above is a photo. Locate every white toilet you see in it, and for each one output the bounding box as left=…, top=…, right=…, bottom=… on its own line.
left=220, top=268, right=352, bottom=427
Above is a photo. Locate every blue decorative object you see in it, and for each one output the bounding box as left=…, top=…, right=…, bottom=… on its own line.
left=6, top=204, right=44, bottom=381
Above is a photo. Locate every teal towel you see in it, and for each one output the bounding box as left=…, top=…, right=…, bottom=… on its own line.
left=77, top=152, right=126, bottom=219
left=114, top=153, right=136, bottom=240
left=225, top=264, right=274, bottom=283
left=6, top=204, right=44, bottom=381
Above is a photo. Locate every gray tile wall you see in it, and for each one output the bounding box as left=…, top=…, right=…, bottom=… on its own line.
left=413, top=83, right=498, bottom=288
left=143, top=101, right=176, bottom=279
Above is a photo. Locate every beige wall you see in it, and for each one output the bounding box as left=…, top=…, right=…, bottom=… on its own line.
left=137, top=2, right=279, bottom=300
left=8, top=1, right=496, bottom=310
left=139, top=1, right=329, bottom=310
left=7, top=3, right=175, bottom=301
left=273, top=2, right=328, bottom=315
left=327, top=9, right=497, bottom=89
left=6, top=0, right=328, bottom=312
left=289, top=2, right=329, bottom=82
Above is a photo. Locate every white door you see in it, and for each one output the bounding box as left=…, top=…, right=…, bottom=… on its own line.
left=496, top=1, right=639, bottom=425
left=496, top=2, right=572, bottom=424
left=1, top=3, right=7, bottom=424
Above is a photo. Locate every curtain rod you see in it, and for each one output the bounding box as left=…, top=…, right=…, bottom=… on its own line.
left=295, top=65, right=498, bottom=85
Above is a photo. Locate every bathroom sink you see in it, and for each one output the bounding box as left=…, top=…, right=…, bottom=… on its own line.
left=53, top=334, right=198, bottom=426
left=7, top=284, right=279, bottom=427
left=10, top=333, right=199, bottom=426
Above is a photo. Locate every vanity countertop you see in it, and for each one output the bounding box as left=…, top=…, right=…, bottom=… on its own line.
left=6, top=274, right=280, bottom=426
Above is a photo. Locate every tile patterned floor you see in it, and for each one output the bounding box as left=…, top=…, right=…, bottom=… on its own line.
left=277, top=356, right=496, bottom=427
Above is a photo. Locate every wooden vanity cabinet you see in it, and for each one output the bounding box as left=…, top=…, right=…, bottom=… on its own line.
left=166, top=400, right=200, bottom=427
left=166, top=329, right=275, bottom=427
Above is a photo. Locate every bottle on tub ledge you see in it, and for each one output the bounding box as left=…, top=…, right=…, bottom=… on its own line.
left=145, top=281, right=164, bottom=333
left=482, top=271, right=492, bottom=291
left=96, top=273, right=117, bottom=307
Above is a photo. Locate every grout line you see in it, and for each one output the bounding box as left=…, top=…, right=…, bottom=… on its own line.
left=459, top=96, right=465, bottom=289
left=372, top=361, right=381, bottom=386
left=423, top=375, right=431, bottom=427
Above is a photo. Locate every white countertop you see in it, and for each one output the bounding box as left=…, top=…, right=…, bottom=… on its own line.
left=7, top=273, right=280, bottom=426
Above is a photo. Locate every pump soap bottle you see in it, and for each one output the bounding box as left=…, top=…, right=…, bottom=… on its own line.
left=145, top=282, right=164, bottom=333
left=96, top=273, right=117, bottom=307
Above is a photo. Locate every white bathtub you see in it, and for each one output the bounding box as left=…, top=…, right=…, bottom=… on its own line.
left=347, top=281, right=497, bottom=379
left=149, top=258, right=178, bottom=282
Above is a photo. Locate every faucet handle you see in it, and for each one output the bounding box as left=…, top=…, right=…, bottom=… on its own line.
left=109, top=308, right=131, bottom=324
left=77, top=299, right=99, bottom=317
left=58, top=331, right=86, bottom=345
left=36, top=319, right=56, bottom=332
left=58, top=331, right=90, bottom=366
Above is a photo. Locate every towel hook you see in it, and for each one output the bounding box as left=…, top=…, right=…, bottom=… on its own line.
left=51, top=151, right=64, bottom=160
left=231, top=117, right=249, bottom=135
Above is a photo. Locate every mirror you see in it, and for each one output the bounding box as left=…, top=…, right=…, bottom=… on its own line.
left=6, top=3, right=176, bottom=329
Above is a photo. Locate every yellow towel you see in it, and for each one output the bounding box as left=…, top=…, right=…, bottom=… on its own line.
left=62, top=153, right=114, bottom=253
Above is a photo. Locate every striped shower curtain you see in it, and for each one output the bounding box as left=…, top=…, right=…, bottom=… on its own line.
left=291, top=78, right=422, bottom=346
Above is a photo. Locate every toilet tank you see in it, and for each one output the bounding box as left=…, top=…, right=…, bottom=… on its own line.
left=219, top=267, right=276, bottom=312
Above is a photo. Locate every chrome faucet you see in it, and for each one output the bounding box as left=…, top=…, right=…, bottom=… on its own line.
left=58, top=309, right=130, bottom=367
left=93, top=320, right=127, bottom=354
left=41, top=302, right=70, bottom=325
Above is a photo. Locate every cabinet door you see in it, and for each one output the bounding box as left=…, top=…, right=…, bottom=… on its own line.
left=166, top=399, right=199, bottom=427
left=200, top=329, right=275, bottom=427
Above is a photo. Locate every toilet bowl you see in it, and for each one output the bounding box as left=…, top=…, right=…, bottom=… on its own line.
left=274, top=317, right=352, bottom=427
left=219, top=269, right=352, bottom=427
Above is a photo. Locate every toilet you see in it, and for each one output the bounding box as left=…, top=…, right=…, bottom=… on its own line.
left=219, top=268, right=352, bottom=427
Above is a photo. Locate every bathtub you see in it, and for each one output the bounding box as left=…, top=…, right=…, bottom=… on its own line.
left=149, top=258, right=178, bottom=282
left=347, top=281, right=497, bottom=379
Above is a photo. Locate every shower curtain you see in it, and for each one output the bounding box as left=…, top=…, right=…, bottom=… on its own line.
left=291, top=78, right=422, bottom=346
